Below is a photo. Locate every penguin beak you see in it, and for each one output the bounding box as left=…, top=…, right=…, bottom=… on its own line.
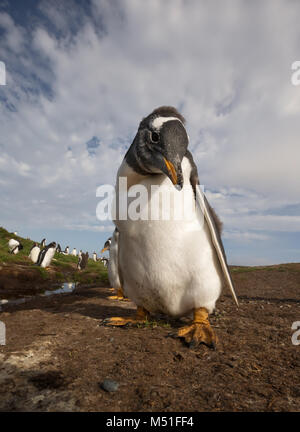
left=154, top=153, right=183, bottom=189
left=163, top=157, right=178, bottom=186
left=101, top=247, right=108, bottom=253
left=152, top=120, right=187, bottom=189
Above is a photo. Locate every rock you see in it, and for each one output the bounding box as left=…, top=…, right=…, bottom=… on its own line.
left=100, top=379, right=119, bottom=393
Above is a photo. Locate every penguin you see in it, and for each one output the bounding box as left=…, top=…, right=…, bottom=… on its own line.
left=101, top=238, right=111, bottom=254
left=100, top=257, right=109, bottom=267
left=101, top=231, right=127, bottom=300
left=40, top=238, right=46, bottom=248
left=62, top=246, right=69, bottom=255
left=92, top=252, right=97, bottom=262
left=8, top=239, right=23, bottom=255
left=104, top=106, right=238, bottom=348
left=28, top=243, right=40, bottom=263
left=56, top=244, right=62, bottom=253
left=77, top=252, right=89, bottom=270
left=36, top=242, right=56, bottom=268
left=78, top=250, right=82, bottom=259
left=71, top=248, right=77, bottom=256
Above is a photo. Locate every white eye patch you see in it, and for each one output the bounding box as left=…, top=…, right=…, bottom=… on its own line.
left=151, top=116, right=183, bottom=131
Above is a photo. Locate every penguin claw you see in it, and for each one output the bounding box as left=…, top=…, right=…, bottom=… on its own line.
left=177, top=322, right=217, bottom=349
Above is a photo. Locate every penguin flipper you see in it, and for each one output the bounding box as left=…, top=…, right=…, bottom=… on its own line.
left=195, top=186, right=239, bottom=307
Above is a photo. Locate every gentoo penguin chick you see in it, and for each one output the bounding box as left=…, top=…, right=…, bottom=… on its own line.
left=77, top=252, right=89, bottom=270
left=93, top=252, right=97, bottom=262
left=101, top=231, right=127, bottom=301
left=56, top=244, right=62, bottom=253
left=8, top=239, right=23, bottom=254
left=40, top=238, right=46, bottom=248
left=104, top=106, right=238, bottom=348
left=28, top=243, right=40, bottom=263
left=71, top=248, right=77, bottom=256
left=36, top=242, right=56, bottom=268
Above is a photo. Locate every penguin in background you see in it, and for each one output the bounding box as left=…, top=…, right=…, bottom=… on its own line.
left=104, top=106, right=238, bottom=348
left=78, top=250, right=82, bottom=259
left=40, top=238, right=46, bottom=248
left=71, top=248, right=77, bottom=256
left=77, top=252, right=89, bottom=270
left=29, top=243, right=40, bottom=263
left=100, top=257, right=109, bottom=267
left=101, top=238, right=111, bottom=255
left=62, top=246, right=69, bottom=255
left=92, top=252, right=97, bottom=262
left=101, top=230, right=127, bottom=301
left=56, top=244, right=62, bottom=253
left=8, top=239, right=23, bottom=255
left=36, top=242, right=56, bottom=268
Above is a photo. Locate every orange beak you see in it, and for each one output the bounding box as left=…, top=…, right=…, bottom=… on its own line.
left=163, top=157, right=177, bottom=185
left=101, top=247, right=108, bottom=253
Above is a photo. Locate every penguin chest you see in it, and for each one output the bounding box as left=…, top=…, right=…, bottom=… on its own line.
left=117, top=183, right=221, bottom=316
left=41, top=249, right=55, bottom=267
left=30, top=248, right=40, bottom=263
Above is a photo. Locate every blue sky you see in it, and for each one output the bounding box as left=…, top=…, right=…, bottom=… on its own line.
left=0, top=0, right=300, bottom=264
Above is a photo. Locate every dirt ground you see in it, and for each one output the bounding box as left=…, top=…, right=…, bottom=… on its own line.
left=0, top=263, right=300, bottom=412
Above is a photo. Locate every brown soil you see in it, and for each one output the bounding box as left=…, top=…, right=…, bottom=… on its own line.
left=0, top=263, right=300, bottom=412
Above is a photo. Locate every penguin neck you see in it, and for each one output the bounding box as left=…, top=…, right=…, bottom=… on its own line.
left=117, top=160, right=147, bottom=189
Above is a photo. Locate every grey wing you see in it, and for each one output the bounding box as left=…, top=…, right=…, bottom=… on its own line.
left=195, top=186, right=239, bottom=307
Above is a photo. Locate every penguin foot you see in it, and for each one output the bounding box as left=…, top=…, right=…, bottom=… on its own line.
left=101, top=306, right=149, bottom=327
left=108, top=295, right=129, bottom=301
left=108, top=288, right=129, bottom=301
left=177, top=307, right=217, bottom=349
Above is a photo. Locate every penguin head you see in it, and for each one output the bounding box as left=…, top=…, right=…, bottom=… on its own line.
left=126, top=106, right=189, bottom=190
left=101, top=237, right=112, bottom=253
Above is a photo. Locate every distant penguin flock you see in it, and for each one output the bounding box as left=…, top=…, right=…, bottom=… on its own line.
left=8, top=234, right=98, bottom=272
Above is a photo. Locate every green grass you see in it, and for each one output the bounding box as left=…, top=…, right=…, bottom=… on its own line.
left=230, top=264, right=296, bottom=273
left=0, top=226, right=108, bottom=284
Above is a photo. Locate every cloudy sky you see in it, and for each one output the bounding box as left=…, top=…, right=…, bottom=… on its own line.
left=0, top=0, right=300, bottom=264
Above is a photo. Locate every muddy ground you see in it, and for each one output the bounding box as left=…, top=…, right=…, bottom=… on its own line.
left=0, top=263, right=300, bottom=412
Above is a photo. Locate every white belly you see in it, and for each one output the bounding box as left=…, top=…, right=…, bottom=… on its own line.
left=8, top=239, right=18, bottom=252
left=41, top=249, right=55, bottom=268
left=108, top=231, right=121, bottom=290
left=29, top=247, right=40, bottom=263
left=116, top=158, right=222, bottom=316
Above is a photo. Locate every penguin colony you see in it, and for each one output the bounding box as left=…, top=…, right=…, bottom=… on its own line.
left=101, top=106, right=238, bottom=348
left=7, top=236, right=95, bottom=271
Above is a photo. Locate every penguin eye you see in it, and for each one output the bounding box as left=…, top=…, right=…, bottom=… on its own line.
left=150, top=131, right=159, bottom=143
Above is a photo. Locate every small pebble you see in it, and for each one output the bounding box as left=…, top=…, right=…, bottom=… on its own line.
left=100, top=379, right=119, bottom=393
